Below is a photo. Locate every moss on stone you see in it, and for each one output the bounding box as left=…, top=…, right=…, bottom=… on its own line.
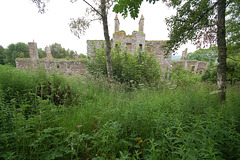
left=146, top=40, right=168, bottom=42
left=132, top=30, right=144, bottom=34
left=113, top=30, right=126, bottom=35
left=43, top=58, right=86, bottom=62
left=87, top=40, right=105, bottom=42
left=15, top=58, right=31, bottom=61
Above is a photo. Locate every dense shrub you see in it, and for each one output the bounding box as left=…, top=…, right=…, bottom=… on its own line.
left=0, top=65, right=80, bottom=107
left=170, top=63, right=202, bottom=86
left=87, top=45, right=162, bottom=87
left=202, top=66, right=218, bottom=83
left=202, top=57, right=240, bottom=84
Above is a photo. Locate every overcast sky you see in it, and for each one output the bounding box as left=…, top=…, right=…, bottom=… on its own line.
left=0, top=0, right=197, bottom=55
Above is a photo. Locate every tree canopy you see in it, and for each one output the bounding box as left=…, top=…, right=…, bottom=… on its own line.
left=50, top=43, right=77, bottom=59
left=2, top=42, right=29, bottom=66
left=0, top=45, right=5, bottom=65
left=187, top=46, right=218, bottom=66
left=226, top=0, right=240, bottom=55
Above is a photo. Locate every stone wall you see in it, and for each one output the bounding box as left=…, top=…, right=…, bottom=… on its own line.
left=87, top=15, right=172, bottom=72
left=28, top=42, right=39, bottom=65
left=16, top=42, right=87, bottom=76
left=87, top=40, right=106, bottom=56
left=145, top=40, right=171, bottom=71
left=172, top=60, right=208, bottom=74
left=16, top=58, right=86, bottom=75
left=112, top=31, right=146, bottom=53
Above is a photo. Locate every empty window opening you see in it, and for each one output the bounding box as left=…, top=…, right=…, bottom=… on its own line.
left=126, top=43, right=132, bottom=51
left=146, top=45, right=152, bottom=52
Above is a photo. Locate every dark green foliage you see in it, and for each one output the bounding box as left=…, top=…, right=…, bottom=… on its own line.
left=0, top=65, right=36, bottom=104
left=0, top=65, right=79, bottom=107
left=3, top=42, right=29, bottom=66
left=202, top=66, right=218, bottom=83
left=187, top=46, right=218, bottom=66
left=170, top=63, right=202, bottom=86
left=202, top=56, right=240, bottom=84
left=38, top=48, right=46, bottom=58
left=87, top=45, right=161, bottom=87
left=78, top=53, right=87, bottom=59
left=50, top=43, right=77, bottom=59
left=0, top=45, right=5, bottom=65
left=226, top=0, right=240, bottom=55
left=0, top=65, right=240, bottom=159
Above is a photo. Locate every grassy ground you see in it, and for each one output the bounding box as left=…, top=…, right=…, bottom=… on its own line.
left=0, top=65, right=240, bottom=160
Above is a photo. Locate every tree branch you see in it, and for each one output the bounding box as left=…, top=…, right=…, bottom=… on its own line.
left=83, top=0, right=102, bottom=17
left=227, top=57, right=240, bottom=62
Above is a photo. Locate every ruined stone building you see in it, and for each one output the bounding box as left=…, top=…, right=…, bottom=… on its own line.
left=16, top=15, right=208, bottom=75
left=16, top=42, right=86, bottom=75
left=87, top=15, right=172, bottom=72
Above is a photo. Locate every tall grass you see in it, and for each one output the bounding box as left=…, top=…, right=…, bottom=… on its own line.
left=0, top=65, right=240, bottom=159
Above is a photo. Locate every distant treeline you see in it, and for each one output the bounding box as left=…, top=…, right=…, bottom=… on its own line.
left=0, top=42, right=86, bottom=66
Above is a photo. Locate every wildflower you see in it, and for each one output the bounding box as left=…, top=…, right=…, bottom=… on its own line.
left=136, top=137, right=143, bottom=145
left=176, top=133, right=180, bottom=137
left=210, top=90, right=221, bottom=95
left=77, top=124, right=83, bottom=128
left=169, top=85, right=177, bottom=89
left=95, top=154, right=97, bottom=156
left=70, top=132, right=77, bottom=135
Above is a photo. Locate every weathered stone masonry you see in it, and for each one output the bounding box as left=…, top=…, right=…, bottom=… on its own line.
left=16, top=15, right=208, bottom=75
left=87, top=15, right=172, bottom=72
left=16, top=42, right=86, bottom=75
left=172, top=60, right=208, bottom=74
left=87, top=15, right=208, bottom=73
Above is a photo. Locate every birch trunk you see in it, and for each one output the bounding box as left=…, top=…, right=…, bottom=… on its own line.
left=100, top=0, right=113, bottom=83
left=217, top=0, right=227, bottom=102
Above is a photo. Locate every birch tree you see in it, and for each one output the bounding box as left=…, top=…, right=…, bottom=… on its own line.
left=32, top=0, right=114, bottom=82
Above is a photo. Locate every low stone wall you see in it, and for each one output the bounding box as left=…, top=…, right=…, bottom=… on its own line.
left=16, top=58, right=87, bottom=75
left=172, top=60, right=208, bottom=74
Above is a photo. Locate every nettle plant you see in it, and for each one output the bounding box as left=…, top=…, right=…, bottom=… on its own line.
left=87, top=43, right=162, bottom=87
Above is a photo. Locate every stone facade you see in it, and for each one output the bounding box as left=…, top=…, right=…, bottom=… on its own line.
left=181, top=48, right=188, bottom=60
left=16, top=42, right=86, bottom=76
left=114, top=14, right=120, bottom=33
left=45, top=46, right=53, bottom=60
left=145, top=40, right=171, bottom=71
left=87, top=15, right=172, bottom=72
left=16, top=59, right=86, bottom=75
left=172, top=60, right=208, bottom=74
left=87, top=40, right=106, bottom=56
left=28, top=41, right=39, bottom=64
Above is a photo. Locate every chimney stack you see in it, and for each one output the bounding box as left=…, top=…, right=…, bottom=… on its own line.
left=114, top=14, right=120, bottom=32
left=139, top=14, right=144, bottom=32
left=28, top=41, right=39, bottom=63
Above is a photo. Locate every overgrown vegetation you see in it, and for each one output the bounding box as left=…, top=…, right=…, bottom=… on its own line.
left=0, top=64, right=240, bottom=159
left=87, top=45, right=162, bottom=88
